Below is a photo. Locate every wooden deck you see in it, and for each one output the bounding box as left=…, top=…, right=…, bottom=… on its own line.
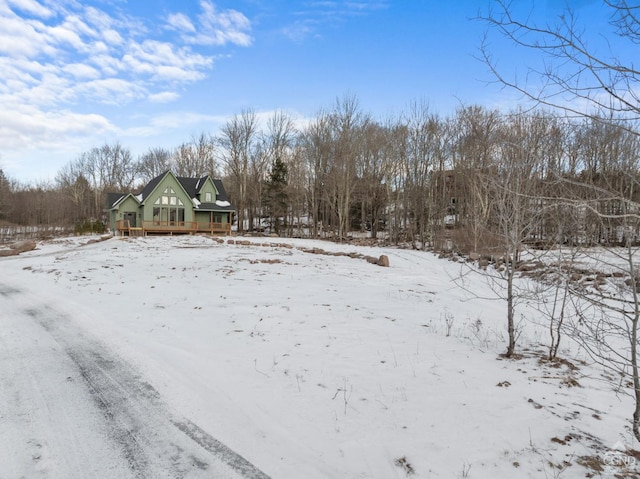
left=115, top=220, right=231, bottom=236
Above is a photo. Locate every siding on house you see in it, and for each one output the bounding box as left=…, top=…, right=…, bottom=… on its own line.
left=107, top=194, right=140, bottom=231
left=106, top=171, right=234, bottom=235
left=141, top=173, right=194, bottom=224
left=197, top=177, right=218, bottom=203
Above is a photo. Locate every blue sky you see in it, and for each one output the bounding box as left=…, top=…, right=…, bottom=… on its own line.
left=0, top=0, right=608, bottom=182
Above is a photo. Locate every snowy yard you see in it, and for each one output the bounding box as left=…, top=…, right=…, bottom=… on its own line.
left=0, top=234, right=637, bottom=478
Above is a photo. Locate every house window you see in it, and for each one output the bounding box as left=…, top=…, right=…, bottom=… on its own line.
left=205, top=192, right=212, bottom=202
left=154, top=190, right=183, bottom=207
left=153, top=207, right=185, bottom=225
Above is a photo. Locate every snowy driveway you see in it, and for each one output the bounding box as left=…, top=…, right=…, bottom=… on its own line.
left=0, top=281, right=270, bottom=479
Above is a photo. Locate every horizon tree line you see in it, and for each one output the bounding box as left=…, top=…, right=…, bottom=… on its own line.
left=1, top=98, right=639, bottom=250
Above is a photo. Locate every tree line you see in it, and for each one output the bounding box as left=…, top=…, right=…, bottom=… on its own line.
left=2, top=97, right=639, bottom=252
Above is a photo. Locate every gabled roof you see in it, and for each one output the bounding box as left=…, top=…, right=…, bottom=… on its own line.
left=176, top=175, right=234, bottom=211
left=139, top=171, right=171, bottom=202
left=107, top=192, right=126, bottom=209
left=108, top=171, right=234, bottom=211
left=212, top=179, right=230, bottom=203
left=137, top=171, right=196, bottom=208
left=176, top=176, right=204, bottom=198
left=107, top=192, right=140, bottom=209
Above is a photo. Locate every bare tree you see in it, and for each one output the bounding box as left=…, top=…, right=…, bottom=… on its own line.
left=482, top=0, right=640, bottom=438
left=300, top=111, right=333, bottom=238
left=246, top=142, right=268, bottom=232
left=384, top=121, right=410, bottom=245
left=101, top=142, right=136, bottom=192
left=492, top=113, right=553, bottom=357
left=327, top=94, right=368, bottom=241
left=451, top=105, right=502, bottom=254
left=285, top=143, right=308, bottom=237
left=173, top=132, right=217, bottom=178
left=55, top=162, right=91, bottom=223
left=137, top=147, right=172, bottom=184
left=480, top=1, right=640, bottom=126
left=10, top=180, right=69, bottom=229
left=558, top=192, right=640, bottom=440
left=264, top=111, right=297, bottom=164
left=398, top=101, right=447, bottom=249
left=73, top=142, right=136, bottom=218
left=400, top=107, right=428, bottom=247
left=217, top=109, right=259, bottom=234
left=458, top=111, right=551, bottom=358
left=355, top=121, right=391, bottom=239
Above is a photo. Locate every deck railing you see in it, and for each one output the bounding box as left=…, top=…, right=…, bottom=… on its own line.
left=194, top=222, right=228, bottom=233
left=144, top=220, right=195, bottom=231
left=115, top=220, right=231, bottom=235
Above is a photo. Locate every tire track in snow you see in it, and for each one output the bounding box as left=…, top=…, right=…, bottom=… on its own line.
left=2, top=283, right=270, bottom=479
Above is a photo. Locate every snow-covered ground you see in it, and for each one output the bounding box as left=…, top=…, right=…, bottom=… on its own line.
left=0, top=234, right=637, bottom=478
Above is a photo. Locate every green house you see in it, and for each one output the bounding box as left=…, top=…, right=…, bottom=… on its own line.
left=107, top=171, right=234, bottom=236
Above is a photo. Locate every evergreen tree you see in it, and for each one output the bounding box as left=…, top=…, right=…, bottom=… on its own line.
left=264, top=156, right=288, bottom=235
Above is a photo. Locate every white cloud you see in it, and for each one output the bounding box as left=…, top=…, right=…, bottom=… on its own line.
left=170, top=0, right=252, bottom=47
left=47, top=23, right=86, bottom=50
left=0, top=106, right=116, bottom=181
left=166, top=12, right=195, bottom=33
left=0, top=14, right=53, bottom=57
left=0, top=103, right=113, bottom=150
left=119, top=111, right=227, bottom=141
left=200, top=1, right=250, bottom=31
left=60, top=14, right=97, bottom=41
left=148, top=91, right=180, bottom=103
left=75, top=78, right=147, bottom=105
left=0, top=1, right=221, bottom=101
left=64, top=62, right=101, bottom=80
left=153, top=65, right=206, bottom=82
left=83, top=6, right=115, bottom=32
left=12, top=73, right=74, bottom=107
left=102, top=28, right=122, bottom=45
left=6, top=0, right=52, bottom=19
left=122, top=39, right=213, bottom=81
left=0, top=0, right=254, bottom=180
left=90, top=52, right=121, bottom=75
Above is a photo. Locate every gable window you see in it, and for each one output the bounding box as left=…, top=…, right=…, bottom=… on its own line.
left=152, top=187, right=185, bottom=226
left=205, top=192, right=212, bottom=202
left=154, top=188, right=184, bottom=207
